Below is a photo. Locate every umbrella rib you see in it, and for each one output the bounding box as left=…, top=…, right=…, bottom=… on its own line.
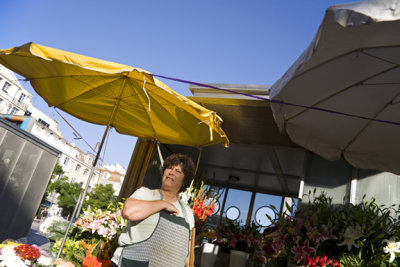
left=285, top=64, right=399, bottom=122
left=147, top=84, right=224, bottom=143
left=362, top=50, right=400, bottom=66
left=31, top=76, right=124, bottom=107
left=342, top=89, right=400, bottom=151
left=291, top=44, right=400, bottom=80
left=123, top=78, right=206, bottom=144
left=125, top=78, right=159, bottom=140
left=31, top=74, right=149, bottom=101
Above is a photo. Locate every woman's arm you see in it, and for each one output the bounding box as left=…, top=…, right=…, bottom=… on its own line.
left=122, top=198, right=179, bottom=221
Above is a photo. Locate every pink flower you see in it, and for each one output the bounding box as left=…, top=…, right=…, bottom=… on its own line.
left=271, top=233, right=285, bottom=253
left=291, top=240, right=315, bottom=264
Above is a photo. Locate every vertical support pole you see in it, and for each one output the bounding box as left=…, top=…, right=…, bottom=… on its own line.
left=350, top=167, right=358, bottom=205
left=298, top=151, right=309, bottom=200
left=217, top=187, right=229, bottom=228
left=246, top=191, right=256, bottom=227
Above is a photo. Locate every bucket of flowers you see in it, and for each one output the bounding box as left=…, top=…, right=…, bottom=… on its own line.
left=0, top=240, right=52, bottom=266
left=215, top=220, right=264, bottom=267
left=267, top=189, right=400, bottom=267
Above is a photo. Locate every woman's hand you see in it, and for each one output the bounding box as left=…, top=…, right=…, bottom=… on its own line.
left=163, top=201, right=179, bottom=216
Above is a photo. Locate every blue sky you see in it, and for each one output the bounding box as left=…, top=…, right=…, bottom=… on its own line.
left=1, top=0, right=355, bottom=168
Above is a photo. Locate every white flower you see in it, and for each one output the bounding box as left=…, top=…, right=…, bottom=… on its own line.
left=337, top=224, right=363, bottom=251
left=39, top=216, right=67, bottom=235
left=0, top=246, right=28, bottom=267
left=179, top=188, right=191, bottom=205
left=383, top=238, right=400, bottom=263
left=37, top=255, right=53, bottom=266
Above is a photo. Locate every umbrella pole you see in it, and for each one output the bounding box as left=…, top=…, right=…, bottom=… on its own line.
left=57, top=79, right=126, bottom=259
left=56, top=125, right=111, bottom=259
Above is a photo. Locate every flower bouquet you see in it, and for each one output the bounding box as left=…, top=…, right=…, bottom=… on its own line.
left=52, top=204, right=126, bottom=266
left=0, top=240, right=52, bottom=266
left=180, top=179, right=220, bottom=241
left=267, top=189, right=400, bottom=266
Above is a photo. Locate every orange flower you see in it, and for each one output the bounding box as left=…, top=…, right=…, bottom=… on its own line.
left=83, top=255, right=111, bottom=267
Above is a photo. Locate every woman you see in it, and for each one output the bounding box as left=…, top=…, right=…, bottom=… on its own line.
left=113, top=153, right=195, bottom=267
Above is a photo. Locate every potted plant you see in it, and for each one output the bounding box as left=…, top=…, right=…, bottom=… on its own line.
left=267, top=189, right=400, bottom=267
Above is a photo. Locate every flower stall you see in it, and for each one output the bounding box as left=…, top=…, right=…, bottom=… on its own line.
left=266, top=190, right=400, bottom=266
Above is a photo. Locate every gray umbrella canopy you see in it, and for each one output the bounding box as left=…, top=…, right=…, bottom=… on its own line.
left=270, top=0, right=400, bottom=174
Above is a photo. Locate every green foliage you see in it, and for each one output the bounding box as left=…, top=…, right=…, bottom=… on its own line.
left=49, top=177, right=82, bottom=217
left=83, top=183, right=117, bottom=211
left=52, top=162, right=65, bottom=178
left=40, top=162, right=66, bottom=206
left=52, top=237, right=85, bottom=266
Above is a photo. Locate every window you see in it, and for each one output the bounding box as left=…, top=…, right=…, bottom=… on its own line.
left=2, top=82, right=10, bottom=92
left=250, top=193, right=283, bottom=231
left=222, top=189, right=252, bottom=225
left=10, top=107, right=19, bottom=115
left=18, top=93, right=26, bottom=103
left=63, top=157, right=69, bottom=166
left=38, top=118, right=50, bottom=128
left=75, top=164, right=81, bottom=171
left=83, top=168, right=89, bottom=176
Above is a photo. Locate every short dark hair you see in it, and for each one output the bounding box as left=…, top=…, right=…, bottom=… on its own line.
left=161, top=153, right=195, bottom=192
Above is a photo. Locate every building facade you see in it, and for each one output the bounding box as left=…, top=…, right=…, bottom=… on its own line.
left=0, top=65, right=31, bottom=116
left=0, top=64, right=113, bottom=192
left=99, top=164, right=126, bottom=195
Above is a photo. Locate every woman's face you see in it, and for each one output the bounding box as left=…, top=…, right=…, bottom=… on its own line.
left=161, top=164, right=185, bottom=193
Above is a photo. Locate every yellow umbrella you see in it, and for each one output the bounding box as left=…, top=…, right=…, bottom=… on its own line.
left=0, top=42, right=229, bottom=258
left=0, top=42, right=228, bottom=148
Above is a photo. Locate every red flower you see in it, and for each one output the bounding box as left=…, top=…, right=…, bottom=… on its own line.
left=14, top=244, right=41, bottom=262
left=303, top=254, right=340, bottom=267
left=192, top=198, right=215, bottom=222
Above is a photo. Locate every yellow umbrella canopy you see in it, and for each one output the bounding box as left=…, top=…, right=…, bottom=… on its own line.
left=0, top=42, right=229, bottom=148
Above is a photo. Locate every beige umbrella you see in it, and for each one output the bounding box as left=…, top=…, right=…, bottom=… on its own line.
left=270, top=0, right=400, bottom=175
